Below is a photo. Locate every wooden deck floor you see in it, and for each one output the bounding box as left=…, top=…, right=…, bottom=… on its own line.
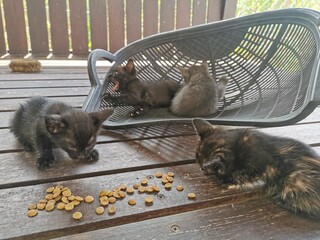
left=1, top=63, right=320, bottom=240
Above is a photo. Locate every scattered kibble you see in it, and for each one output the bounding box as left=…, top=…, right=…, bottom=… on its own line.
left=57, top=202, right=66, bottom=210
left=176, top=185, right=184, bottom=191
left=100, top=196, right=109, bottom=206
left=27, top=209, right=38, bottom=217
left=72, top=211, right=83, bottom=220
left=84, top=195, right=94, bottom=203
left=96, top=206, right=105, bottom=215
left=127, top=187, right=135, bottom=194
left=187, top=193, right=196, bottom=199
left=164, top=183, right=172, bottom=189
left=128, top=198, right=136, bottom=205
left=141, top=179, right=148, bottom=185
left=167, top=172, right=175, bottom=177
left=155, top=172, right=163, bottom=178
left=64, top=202, right=74, bottom=211
left=108, top=197, right=117, bottom=204
left=145, top=196, right=153, bottom=204
left=108, top=205, right=116, bottom=214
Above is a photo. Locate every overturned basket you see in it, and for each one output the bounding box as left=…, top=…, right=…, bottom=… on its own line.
left=83, top=8, right=320, bottom=129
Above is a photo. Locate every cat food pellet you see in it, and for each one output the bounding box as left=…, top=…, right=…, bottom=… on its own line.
left=46, top=187, right=55, bottom=193
left=155, top=172, right=163, bottom=178
left=166, top=176, right=174, bottom=183
left=146, top=186, right=154, bottom=193
left=61, top=196, right=69, bottom=204
left=176, top=185, right=184, bottom=191
left=45, top=194, right=54, bottom=200
left=27, top=209, right=38, bottom=217
left=68, top=195, right=75, bottom=201
left=108, top=206, right=116, bottom=214
left=108, top=196, right=117, bottom=204
left=162, top=177, right=169, bottom=184
left=96, top=206, right=105, bottom=215
left=57, top=202, right=66, bottom=210
left=72, top=211, right=83, bottom=220
left=72, top=200, right=81, bottom=206
left=164, top=183, right=172, bottom=189
left=100, top=196, right=109, bottom=206
left=141, top=179, right=148, bottom=185
left=138, top=186, right=146, bottom=193
left=118, top=190, right=126, bottom=198
left=75, top=196, right=84, bottom=202
left=152, top=185, right=160, bottom=192
left=38, top=199, right=47, bottom=204
left=56, top=185, right=64, bottom=189
left=127, top=187, right=135, bottom=194
left=47, top=199, right=56, bottom=205
left=65, top=202, right=74, bottom=211
left=85, top=195, right=94, bottom=203
left=112, top=191, right=121, bottom=199
left=133, top=183, right=140, bottom=189
left=99, top=189, right=110, bottom=197
left=28, top=203, right=37, bottom=210
left=145, top=196, right=153, bottom=204
left=37, top=203, right=46, bottom=210
left=128, top=199, right=136, bottom=205
left=188, top=193, right=196, bottom=199
left=52, top=188, right=61, bottom=198
left=120, top=184, right=127, bottom=190
left=54, top=195, right=62, bottom=202
left=45, top=202, right=55, bottom=212
left=167, top=172, right=175, bottom=177
left=62, top=189, right=72, bottom=197
left=61, top=187, right=69, bottom=192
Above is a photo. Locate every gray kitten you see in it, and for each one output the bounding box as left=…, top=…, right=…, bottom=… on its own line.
left=170, top=63, right=229, bottom=117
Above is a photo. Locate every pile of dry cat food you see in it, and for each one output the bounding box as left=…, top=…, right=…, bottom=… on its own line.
left=27, top=171, right=196, bottom=220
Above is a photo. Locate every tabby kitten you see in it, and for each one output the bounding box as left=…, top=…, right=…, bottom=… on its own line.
left=102, top=59, right=181, bottom=117
left=170, top=63, right=229, bottom=117
left=11, top=96, right=113, bottom=169
left=192, top=118, right=320, bottom=219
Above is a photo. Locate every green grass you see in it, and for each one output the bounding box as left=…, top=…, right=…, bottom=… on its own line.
left=236, top=0, right=320, bottom=16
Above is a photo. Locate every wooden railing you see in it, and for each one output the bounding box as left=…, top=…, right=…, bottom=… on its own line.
left=0, top=0, right=237, bottom=59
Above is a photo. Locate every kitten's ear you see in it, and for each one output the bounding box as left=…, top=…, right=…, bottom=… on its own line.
left=201, top=62, right=209, bottom=71
left=192, top=118, right=215, bottom=139
left=125, top=59, right=135, bottom=73
left=178, top=67, right=189, bottom=79
left=89, top=108, right=114, bottom=127
left=45, top=115, right=66, bottom=134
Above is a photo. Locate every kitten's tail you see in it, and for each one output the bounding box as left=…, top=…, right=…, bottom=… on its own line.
left=275, top=156, right=320, bottom=219
left=217, top=75, right=230, bottom=100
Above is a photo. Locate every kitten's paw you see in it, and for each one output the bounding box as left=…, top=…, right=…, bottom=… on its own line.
left=85, top=149, right=99, bottom=162
left=37, top=156, right=55, bottom=170
left=102, top=92, right=111, bottom=101
left=129, top=107, right=145, bottom=117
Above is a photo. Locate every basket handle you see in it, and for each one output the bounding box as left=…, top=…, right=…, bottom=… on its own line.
left=87, top=49, right=116, bottom=87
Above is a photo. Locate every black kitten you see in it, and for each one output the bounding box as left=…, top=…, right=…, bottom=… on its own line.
left=11, top=96, right=113, bottom=169
left=102, top=59, right=181, bottom=117
left=192, top=118, right=320, bottom=219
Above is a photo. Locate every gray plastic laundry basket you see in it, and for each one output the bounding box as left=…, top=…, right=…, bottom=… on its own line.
left=83, top=8, right=320, bottom=129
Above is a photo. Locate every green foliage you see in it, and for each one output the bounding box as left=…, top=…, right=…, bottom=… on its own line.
left=236, top=0, right=320, bottom=16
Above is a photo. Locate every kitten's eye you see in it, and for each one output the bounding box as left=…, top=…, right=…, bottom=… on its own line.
left=112, top=71, right=118, bottom=77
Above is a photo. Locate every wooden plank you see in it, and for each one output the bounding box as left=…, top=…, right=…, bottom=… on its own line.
left=58, top=198, right=320, bottom=240
left=222, top=0, right=237, bottom=20
left=159, top=0, right=175, bottom=33
left=0, top=80, right=90, bottom=89
left=143, top=0, right=158, bottom=37
left=108, top=0, right=125, bottom=53
left=0, top=164, right=256, bottom=239
left=207, top=0, right=223, bottom=22
left=126, top=0, right=142, bottom=44
left=0, top=1, right=6, bottom=55
left=69, top=0, right=89, bottom=55
left=0, top=136, right=196, bottom=188
left=48, top=0, right=70, bottom=55
left=26, top=0, right=49, bottom=56
left=0, top=96, right=85, bottom=112
left=89, top=0, right=108, bottom=50
left=0, top=124, right=195, bottom=152
left=176, top=0, right=191, bottom=29
left=192, top=0, right=207, bottom=26
left=2, top=0, right=28, bottom=55
left=0, top=87, right=90, bottom=99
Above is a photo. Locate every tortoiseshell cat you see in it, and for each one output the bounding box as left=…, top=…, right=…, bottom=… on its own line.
left=192, top=118, right=320, bottom=219
left=170, top=63, right=229, bottom=117
left=102, top=59, right=181, bottom=117
left=11, top=97, right=113, bottom=169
